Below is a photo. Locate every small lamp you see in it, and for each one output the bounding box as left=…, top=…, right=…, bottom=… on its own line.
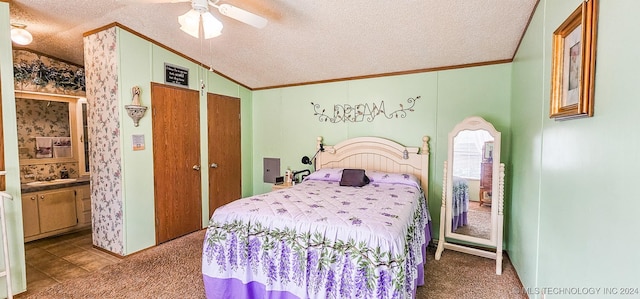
left=11, top=23, right=33, bottom=45
left=301, top=143, right=324, bottom=165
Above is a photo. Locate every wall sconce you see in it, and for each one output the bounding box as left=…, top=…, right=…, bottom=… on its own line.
left=301, top=143, right=324, bottom=165
left=125, top=86, right=147, bottom=127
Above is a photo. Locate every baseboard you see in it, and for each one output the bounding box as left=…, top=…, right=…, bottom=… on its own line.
left=504, top=250, right=529, bottom=299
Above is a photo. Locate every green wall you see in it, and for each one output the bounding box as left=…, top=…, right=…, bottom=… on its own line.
left=509, top=0, right=545, bottom=290
left=510, top=0, right=640, bottom=297
left=252, top=64, right=512, bottom=239
left=118, top=28, right=155, bottom=254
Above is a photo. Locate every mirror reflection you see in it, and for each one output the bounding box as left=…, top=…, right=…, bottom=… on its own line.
left=16, top=97, right=73, bottom=160
left=450, top=129, right=493, bottom=239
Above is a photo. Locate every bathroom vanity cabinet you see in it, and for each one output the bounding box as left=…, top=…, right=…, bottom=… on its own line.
left=21, top=184, right=91, bottom=242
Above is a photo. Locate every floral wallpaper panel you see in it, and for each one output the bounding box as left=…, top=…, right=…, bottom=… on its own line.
left=83, top=27, right=124, bottom=255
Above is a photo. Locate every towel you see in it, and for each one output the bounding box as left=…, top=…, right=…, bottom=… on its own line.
left=35, top=137, right=53, bottom=158
left=52, top=137, right=71, bottom=147
left=53, top=137, right=72, bottom=158
left=53, top=146, right=72, bottom=158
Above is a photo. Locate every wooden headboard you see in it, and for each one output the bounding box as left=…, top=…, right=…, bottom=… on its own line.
left=315, top=136, right=430, bottom=191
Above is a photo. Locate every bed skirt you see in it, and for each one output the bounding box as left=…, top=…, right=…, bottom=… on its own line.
left=451, top=211, right=468, bottom=231
left=203, top=221, right=432, bottom=299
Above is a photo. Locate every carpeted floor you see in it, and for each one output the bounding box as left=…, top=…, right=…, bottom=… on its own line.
left=453, top=208, right=492, bottom=239
left=19, top=230, right=206, bottom=299
left=421, top=246, right=526, bottom=299
left=19, top=229, right=525, bottom=299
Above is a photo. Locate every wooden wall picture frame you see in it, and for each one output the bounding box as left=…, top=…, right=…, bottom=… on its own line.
left=550, top=0, right=598, bottom=119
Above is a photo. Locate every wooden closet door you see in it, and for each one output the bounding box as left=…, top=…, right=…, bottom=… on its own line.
left=207, top=93, right=241, bottom=217
left=152, top=83, right=202, bottom=244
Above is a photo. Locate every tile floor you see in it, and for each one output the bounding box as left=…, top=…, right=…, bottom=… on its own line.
left=16, top=229, right=122, bottom=297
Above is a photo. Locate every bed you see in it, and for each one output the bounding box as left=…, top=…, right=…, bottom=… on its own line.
left=202, top=136, right=431, bottom=299
left=451, top=177, right=469, bottom=231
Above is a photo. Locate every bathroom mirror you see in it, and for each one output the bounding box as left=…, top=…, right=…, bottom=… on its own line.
left=435, top=116, right=505, bottom=275
left=15, top=91, right=80, bottom=165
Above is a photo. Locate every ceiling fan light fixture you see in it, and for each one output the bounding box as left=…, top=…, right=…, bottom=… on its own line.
left=10, top=23, right=33, bottom=45
left=201, top=12, right=223, bottom=39
left=178, top=9, right=201, bottom=38
left=178, top=0, right=265, bottom=39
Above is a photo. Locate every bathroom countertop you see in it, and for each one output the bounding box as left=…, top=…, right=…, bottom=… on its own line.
left=21, top=176, right=90, bottom=193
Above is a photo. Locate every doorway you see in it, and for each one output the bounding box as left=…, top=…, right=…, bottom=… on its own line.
left=207, top=93, right=241, bottom=217
left=151, top=83, right=202, bottom=244
left=13, top=91, right=95, bottom=293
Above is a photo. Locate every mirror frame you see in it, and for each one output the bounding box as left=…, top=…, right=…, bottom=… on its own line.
left=435, top=116, right=506, bottom=275
left=15, top=91, right=80, bottom=166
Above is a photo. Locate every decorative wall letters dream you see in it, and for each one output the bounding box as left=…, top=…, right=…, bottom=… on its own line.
left=311, top=96, right=420, bottom=123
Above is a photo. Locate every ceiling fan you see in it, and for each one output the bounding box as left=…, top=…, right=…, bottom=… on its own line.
left=134, top=0, right=268, bottom=39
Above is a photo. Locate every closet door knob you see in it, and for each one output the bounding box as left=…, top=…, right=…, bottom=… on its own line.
left=210, top=163, right=218, bottom=168
left=192, top=165, right=201, bottom=171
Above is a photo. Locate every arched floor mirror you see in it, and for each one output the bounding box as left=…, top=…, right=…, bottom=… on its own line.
left=435, top=116, right=506, bottom=274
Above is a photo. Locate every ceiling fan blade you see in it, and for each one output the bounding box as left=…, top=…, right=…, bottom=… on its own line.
left=216, top=3, right=267, bottom=29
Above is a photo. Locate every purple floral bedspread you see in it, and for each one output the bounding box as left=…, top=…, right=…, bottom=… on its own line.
left=202, top=179, right=431, bottom=299
left=452, top=177, right=469, bottom=231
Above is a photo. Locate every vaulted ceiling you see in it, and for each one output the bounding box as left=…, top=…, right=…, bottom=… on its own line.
left=8, top=0, right=538, bottom=90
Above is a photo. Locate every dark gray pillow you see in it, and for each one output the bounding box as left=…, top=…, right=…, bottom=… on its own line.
left=339, top=169, right=370, bottom=187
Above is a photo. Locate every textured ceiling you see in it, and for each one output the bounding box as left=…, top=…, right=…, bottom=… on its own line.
left=8, top=0, right=538, bottom=90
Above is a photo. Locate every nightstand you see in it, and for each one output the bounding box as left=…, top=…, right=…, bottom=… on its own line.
left=272, top=182, right=293, bottom=191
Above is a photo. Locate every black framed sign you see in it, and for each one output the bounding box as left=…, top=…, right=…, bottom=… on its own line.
left=164, top=63, right=189, bottom=87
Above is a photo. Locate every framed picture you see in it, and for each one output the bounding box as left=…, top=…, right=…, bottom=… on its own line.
left=550, top=0, right=598, bottom=119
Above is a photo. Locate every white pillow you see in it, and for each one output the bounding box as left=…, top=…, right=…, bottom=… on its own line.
left=303, top=168, right=343, bottom=182
left=366, top=171, right=421, bottom=189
